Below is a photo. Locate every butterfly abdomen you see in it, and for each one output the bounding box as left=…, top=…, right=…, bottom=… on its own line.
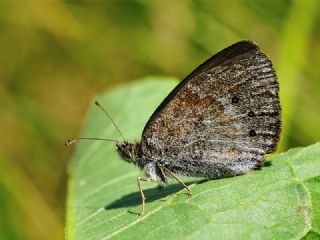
left=159, top=155, right=263, bottom=179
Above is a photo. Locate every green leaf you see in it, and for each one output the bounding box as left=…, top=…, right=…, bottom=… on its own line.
left=66, top=77, right=320, bottom=240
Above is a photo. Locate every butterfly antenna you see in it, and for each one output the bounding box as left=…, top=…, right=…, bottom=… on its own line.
left=65, top=137, right=117, bottom=146
left=94, top=101, right=125, bottom=141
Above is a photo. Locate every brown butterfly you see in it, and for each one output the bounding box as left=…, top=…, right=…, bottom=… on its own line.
left=66, top=40, right=281, bottom=216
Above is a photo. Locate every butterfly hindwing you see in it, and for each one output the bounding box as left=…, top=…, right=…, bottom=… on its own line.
left=141, top=41, right=281, bottom=179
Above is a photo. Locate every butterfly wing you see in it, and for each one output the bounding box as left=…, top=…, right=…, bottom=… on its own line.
left=141, top=41, right=281, bottom=179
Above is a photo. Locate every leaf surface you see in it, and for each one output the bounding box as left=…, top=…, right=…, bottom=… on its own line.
left=66, top=77, right=320, bottom=240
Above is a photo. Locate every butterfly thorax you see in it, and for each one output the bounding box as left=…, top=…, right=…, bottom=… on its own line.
left=116, top=142, right=142, bottom=165
left=116, top=141, right=167, bottom=182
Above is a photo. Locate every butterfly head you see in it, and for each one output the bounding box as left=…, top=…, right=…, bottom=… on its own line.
left=116, top=142, right=141, bottom=164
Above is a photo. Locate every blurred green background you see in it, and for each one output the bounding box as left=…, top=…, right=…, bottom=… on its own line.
left=0, top=1, right=319, bottom=239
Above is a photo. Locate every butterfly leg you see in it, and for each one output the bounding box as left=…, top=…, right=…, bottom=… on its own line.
left=158, top=163, right=192, bottom=197
left=137, top=176, right=150, bottom=217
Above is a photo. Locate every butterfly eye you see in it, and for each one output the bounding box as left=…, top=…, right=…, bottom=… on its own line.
left=231, top=96, right=239, bottom=104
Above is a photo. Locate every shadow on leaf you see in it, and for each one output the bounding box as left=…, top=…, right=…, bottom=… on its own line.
left=104, top=181, right=196, bottom=210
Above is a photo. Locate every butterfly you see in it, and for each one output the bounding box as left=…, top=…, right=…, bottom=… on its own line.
left=66, top=40, right=281, bottom=217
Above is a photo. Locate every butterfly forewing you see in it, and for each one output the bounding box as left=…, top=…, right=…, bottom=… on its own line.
left=141, top=41, right=281, bottom=179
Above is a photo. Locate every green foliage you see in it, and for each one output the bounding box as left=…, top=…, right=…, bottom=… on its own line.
left=67, top=79, right=320, bottom=240
left=1, top=1, right=320, bottom=239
